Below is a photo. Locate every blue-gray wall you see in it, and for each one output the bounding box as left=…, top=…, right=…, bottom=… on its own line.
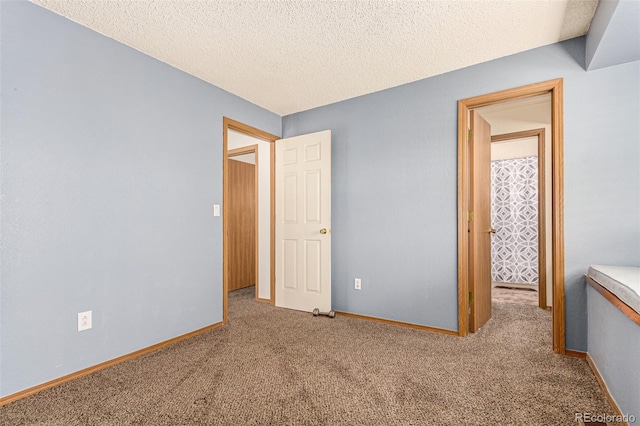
left=2, top=0, right=640, bottom=401
left=587, top=285, right=640, bottom=418
left=283, top=39, right=640, bottom=350
left=586, top=0, right=640, bottom=71
left=0, top=1, right=280, bottom=397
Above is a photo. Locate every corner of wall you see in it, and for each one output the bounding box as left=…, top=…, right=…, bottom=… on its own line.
left=585, top=0, right=620, bottom=70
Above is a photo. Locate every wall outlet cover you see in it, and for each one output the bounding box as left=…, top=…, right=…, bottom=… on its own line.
left=78, top=310, right=92, bottom=331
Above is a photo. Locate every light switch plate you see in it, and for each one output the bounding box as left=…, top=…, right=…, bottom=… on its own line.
left=213, top=204, right=220, bottom=216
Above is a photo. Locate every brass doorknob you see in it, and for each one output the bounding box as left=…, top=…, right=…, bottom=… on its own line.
left=320, top=228, right=327, bottom=234
left=487, top=228, right=497, bottom=234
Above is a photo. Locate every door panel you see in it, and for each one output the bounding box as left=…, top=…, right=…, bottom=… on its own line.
left=275, top=130, right=331, bottom=312
left=228, top=159, right=256, bottom=292
left=283, top=240, right=297, bottom=289
left=469, top=111, right=492, bottom=332
left=305, top=170, right=321, bottom=222
left=305, top=240, right=321, bottom=292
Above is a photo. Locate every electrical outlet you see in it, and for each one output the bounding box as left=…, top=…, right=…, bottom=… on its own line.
left=354, top=278, right=362, bottom=290
left=78, top=310, right=92, bottom=331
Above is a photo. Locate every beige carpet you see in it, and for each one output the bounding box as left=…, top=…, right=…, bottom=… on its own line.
left=1, top=287, right=618, bottom=425
left=493, top=286, right=539, bottom=306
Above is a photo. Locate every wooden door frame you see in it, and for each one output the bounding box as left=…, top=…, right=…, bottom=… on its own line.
left=228, top=145, right=259, bottom=296
left=457, top=78, right=565, bottom=354
left=223, top=117, right=279, bottom=324
left=491, top=128, right=547, bottom=310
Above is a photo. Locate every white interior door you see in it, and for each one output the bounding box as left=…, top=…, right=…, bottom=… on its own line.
left=275, top=130, right=331, bottom=312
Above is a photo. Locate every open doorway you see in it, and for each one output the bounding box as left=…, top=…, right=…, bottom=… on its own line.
left=488, top=129, right=546, bottom=309
left=475, top=95, right=551, bottom=311
left=457, top=79, right=567, bottom=355
left=223, top=120, right=333, bottom=323
left=227, top=146, right=258, bottom=294
left=222, top=118, right=278, bottom=324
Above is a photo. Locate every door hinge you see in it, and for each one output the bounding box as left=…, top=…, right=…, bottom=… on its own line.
left=468, top=211, right=474, bottom=221
left=468, top=129, right=473, bottom=141
left=469, top=291, right=473, bottom=302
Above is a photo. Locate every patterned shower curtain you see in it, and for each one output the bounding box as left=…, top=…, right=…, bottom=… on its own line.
left=491, top=156, right=538, bottom=285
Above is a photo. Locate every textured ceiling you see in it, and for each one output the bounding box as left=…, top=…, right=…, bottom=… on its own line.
left=31, top=0, right=598, bottom=116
